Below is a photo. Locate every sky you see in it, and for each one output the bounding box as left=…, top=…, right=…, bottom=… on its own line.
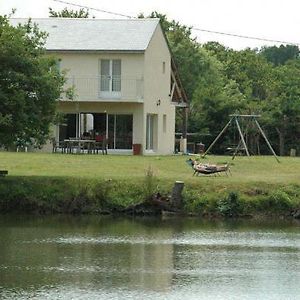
left=1, top=0, right=300, bottom=50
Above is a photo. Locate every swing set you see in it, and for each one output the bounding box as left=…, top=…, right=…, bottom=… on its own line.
left=202, top=114, right=280, bottom=163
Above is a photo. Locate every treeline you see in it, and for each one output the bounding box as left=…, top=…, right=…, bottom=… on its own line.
left=151, top=12, right=300, bottom=156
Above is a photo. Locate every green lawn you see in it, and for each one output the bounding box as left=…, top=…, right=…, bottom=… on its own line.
left=0, top=152, right=299, bottom=185
left=1, top=152, right=299, bottom=215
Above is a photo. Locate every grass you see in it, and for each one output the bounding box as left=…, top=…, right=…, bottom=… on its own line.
left=0, top=152, right=299, bottom=184
left=0, top=152, right=299, bottom=216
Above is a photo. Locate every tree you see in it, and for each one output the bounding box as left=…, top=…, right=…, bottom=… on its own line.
left=0, top=15, right=65, bottom=148
left=260, top=44, right=299, bottom=66
left=49, top=7, right=90, bottom=18
left=190, top=48, right=246, bottom=148
left=263, top=60, right=300, bottom=155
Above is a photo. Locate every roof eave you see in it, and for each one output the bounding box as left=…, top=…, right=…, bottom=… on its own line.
left=46, top=49, right=145, bottom=53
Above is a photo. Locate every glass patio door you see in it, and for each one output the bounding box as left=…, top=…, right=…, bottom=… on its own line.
left=100, top=59, right=121, bottom=99
left=107, top=114, right=133, bottom=150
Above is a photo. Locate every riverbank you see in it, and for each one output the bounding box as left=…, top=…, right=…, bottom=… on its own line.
left=0, top=153, right=299, bottom=218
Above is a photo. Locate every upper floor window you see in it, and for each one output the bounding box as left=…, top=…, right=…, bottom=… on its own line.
left=100, top=59, right=121, bottom=97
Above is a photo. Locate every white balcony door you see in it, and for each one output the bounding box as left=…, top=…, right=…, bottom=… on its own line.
left=100, top=59, right=121, bottom=99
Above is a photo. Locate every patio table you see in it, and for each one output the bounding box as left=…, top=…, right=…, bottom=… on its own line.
left=64, top=139, right=96, bottom=154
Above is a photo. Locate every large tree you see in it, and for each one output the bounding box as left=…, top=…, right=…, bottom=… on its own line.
left=260, top=44, right=299, bottom=66
left=263, top=60, right=300, bottom=155
left=0, top=15, right=65, bottom=148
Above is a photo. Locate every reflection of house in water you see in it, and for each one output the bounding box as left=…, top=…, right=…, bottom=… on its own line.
left=129, top=231, right=174, bottom=292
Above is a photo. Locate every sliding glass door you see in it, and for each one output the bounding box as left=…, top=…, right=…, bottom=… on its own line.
left=107, top=114, right=133, bottom=150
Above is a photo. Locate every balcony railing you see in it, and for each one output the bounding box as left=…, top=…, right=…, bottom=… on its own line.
left=61, top=76, right=144, bottom=102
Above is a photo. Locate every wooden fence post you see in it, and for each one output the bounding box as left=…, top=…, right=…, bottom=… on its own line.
left=171, top=181, right=184, bottom=208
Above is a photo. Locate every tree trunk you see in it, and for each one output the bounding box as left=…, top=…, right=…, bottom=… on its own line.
left=276, top=128, right=285, bottom=156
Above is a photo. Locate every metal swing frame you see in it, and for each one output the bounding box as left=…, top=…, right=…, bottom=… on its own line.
left=202, top=114, right=280, bottom=163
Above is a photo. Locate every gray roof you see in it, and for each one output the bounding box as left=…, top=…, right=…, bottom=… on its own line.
left=10, top=18, right=160, bottom=51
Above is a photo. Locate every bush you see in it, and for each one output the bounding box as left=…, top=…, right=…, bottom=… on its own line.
left=261, top=190, right=293, bottom=213
left=143, top=166, right=158, bottom=201
left=217, top=191, right=241, bottom=217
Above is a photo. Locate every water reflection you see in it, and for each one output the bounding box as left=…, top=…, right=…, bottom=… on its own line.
left=0, top=215, right=299, bottom=299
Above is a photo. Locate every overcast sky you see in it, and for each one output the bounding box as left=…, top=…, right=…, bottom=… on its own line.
left=1, top=0, right=300, bottom=50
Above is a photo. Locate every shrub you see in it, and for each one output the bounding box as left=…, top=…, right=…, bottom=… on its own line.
left=261, top=190, right=293, bottom=213
left=217, top=191, right=241, bottom=217
left=143, top=166, right=158, bottom=201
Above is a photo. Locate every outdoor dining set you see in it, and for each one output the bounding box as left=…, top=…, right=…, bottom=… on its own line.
left=52, top=137, right=108, bottom=155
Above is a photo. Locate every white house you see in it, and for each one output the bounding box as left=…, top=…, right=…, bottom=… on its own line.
left=12, top=18, right=188, bottom=154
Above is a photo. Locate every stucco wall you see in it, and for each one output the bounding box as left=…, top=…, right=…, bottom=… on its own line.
left=144, top=25, right=175, bottom=155
left=57, top=52, right=144, bottom=102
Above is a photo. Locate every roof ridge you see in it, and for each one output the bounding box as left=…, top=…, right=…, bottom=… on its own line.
left=10, top=17, right=160, bottom=22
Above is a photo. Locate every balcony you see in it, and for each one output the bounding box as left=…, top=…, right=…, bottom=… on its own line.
left=61, top=76, right=144, bottom=102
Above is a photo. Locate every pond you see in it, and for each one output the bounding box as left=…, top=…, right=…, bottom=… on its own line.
left=0, top=215, right=299, bottom=299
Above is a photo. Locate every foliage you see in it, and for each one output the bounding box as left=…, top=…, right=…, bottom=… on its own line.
left=0, top=14, right=65, bottom=148
left=260, top=190, right=293, bottom=213
left=262, top=60, right=300, bottom=155
left=49, top=7, right=90, bottom=18
left=217, top=191, right=241, bottom=217
left=260, top=44, right=299, bottom=66
left=144, top=166, right=158, bottom=201
left=190, top=50, right=246, bottom=136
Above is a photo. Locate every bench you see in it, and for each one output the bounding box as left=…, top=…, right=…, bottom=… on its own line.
left=0, top=170, right=8, bottom=177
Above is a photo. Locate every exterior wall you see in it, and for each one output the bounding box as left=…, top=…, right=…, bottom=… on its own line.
left=143, top=25, right=175, bottom=155
left=57, top=52, right=144, bottom=102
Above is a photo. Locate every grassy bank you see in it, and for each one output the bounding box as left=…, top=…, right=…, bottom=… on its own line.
left=0, top=152, right=299, bottom=217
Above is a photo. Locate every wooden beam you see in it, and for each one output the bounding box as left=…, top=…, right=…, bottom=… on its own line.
left=254, top=118, right=280, bottom=163
left=202, top=118, right=233, bottom=157
left=235, top=117, right=250, bottom=156
left=170, top=82, right=176, bottom=100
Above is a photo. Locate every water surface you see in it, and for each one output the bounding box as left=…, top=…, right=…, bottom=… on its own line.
left=0, top=215, right=299, bottom=299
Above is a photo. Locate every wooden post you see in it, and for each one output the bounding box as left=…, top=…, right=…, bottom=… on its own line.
left=254, top=118, right=280, bottom=163
left=181, top=108, right=188, bottom=154
left=232, top=139, right=242, bottom=160
left=235, top=117, right=250, bottom=156
left=171, top=181, right=184, bottom=208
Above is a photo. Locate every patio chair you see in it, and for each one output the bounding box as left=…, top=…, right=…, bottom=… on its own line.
left=94, top=135, right=108, bottom=155
left=51, top=138, right=67, bottom=153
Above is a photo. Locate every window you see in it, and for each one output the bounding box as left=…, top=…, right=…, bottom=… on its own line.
left=100, top=59, right=121, bottom=98
left=163, top=114, right=167, bottom=133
